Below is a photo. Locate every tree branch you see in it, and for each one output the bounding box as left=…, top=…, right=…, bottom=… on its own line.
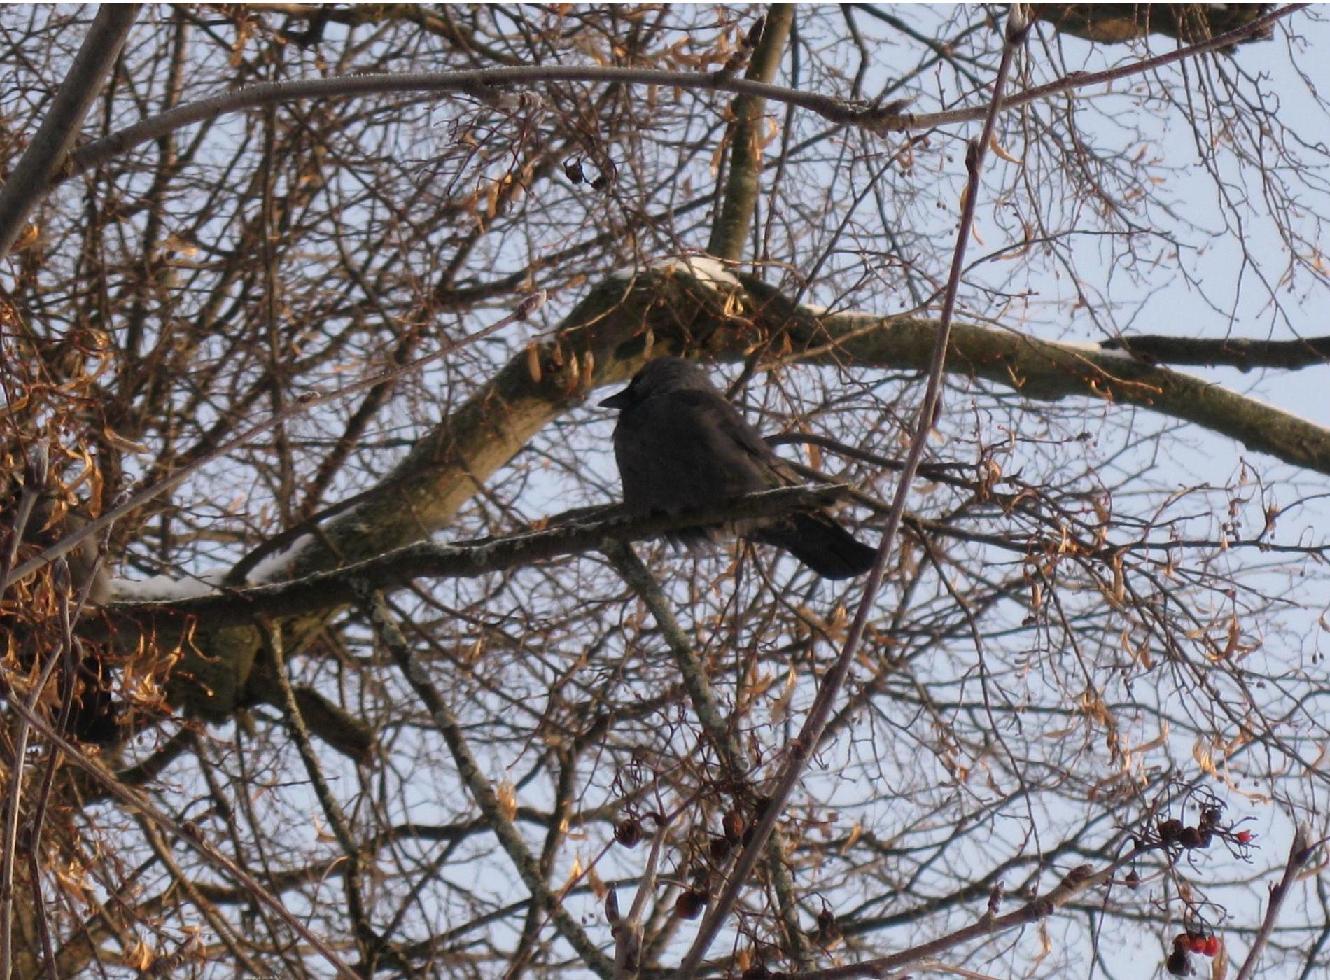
left=1234, top=824, right=1316, bottom=980
left=0, top=5, right=139, bottom=260
left=1102, top=332, right=1330, bottom=371
left=706, top=6, right=794, bottom=261
left=358, top=587, right=616, bottom=978
left=108, top=487, right=858, bottom=627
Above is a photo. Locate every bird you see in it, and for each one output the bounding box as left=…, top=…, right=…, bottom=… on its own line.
left=599, top=356, right=877, bottom=579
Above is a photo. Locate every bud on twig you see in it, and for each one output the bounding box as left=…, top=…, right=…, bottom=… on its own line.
left=516, top=289, right=547, bottom=319
left=24, top=440, right=50, bottom=489
left=1006, top=4, right=1031, bottom=45
left=52, top=555, right=71, bottom=593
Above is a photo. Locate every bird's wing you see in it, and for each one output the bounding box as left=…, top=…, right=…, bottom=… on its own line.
left=667, top=389, right=783, bottom=471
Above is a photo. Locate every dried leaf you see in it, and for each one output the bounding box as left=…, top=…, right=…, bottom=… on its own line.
left=496, top=780, right=518, bottom=821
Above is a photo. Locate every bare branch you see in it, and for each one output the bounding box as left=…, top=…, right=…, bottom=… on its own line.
left=0, top=5, right=139, bottom=259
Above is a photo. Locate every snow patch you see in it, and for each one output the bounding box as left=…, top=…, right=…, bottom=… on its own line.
left=245, top=532, right=315, bottom=584
left=608, top=253, right=743, bottom=290
left=111, top=574, right=220, bottom=602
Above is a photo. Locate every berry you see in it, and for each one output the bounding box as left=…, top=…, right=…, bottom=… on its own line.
left=1158, top=819, right=1184, bottom=843
left=1166, top=948, right=1190, bottom=976
left=1187, top=934, right=1208, bottom=954
left=614, top=819, right=643, bottom=848
left=1203, top=936, right=1221, bottom=957
left=1236, top=829, right=1254, bottom=844
left=675, top=889, right=707, bottom=920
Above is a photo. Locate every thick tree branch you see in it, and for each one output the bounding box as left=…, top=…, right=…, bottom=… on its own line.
left=706, top=7, right=794, bottom=261
left=1103, top=332, right=1330, bottom=370
left=737, top=274, right=1330, bottom=476
left=0, top=5, right=139, bottom=260
left=110, top=487, right=856, bottom=627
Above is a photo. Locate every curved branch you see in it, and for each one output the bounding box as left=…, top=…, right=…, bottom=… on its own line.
left=94, top=261, right=1330, bottom=722
left=64, top=5, right=1298, bottom=183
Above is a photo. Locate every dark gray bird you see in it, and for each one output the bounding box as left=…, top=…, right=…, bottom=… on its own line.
left=599, top=357, right=876, bottom=579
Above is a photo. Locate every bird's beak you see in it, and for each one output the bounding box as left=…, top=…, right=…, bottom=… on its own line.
left=599, top=387, right=630, bottom=410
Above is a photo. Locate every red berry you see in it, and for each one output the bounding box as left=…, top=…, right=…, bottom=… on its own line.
left=1188, top=934, right=1208, bottom=954
left=1203, top=936, right=1221, bottom=957
left=1236, top=829, right=1253, bottom=843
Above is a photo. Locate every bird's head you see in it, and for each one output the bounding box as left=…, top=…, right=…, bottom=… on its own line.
left=599, top=356, right=715, bottom=410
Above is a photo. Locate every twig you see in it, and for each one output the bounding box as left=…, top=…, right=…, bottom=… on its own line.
left=1234, top=823, right=1317, bottom=980
left=357, top=586, right=617, bottom=978
left=780, top=855, right=1136, bottom=979
left=605, top=544, right=808, bottom=963
left=260, top=620, right=377, bottom=966
left=0, top=695, right=357, bottom=978
left=676, top=5, right=1031, bottom=975
left=0, top=552, right=96, bottom=980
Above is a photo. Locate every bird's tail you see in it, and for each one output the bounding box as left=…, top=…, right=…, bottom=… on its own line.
left=752, top=513, right=877, bottom=580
